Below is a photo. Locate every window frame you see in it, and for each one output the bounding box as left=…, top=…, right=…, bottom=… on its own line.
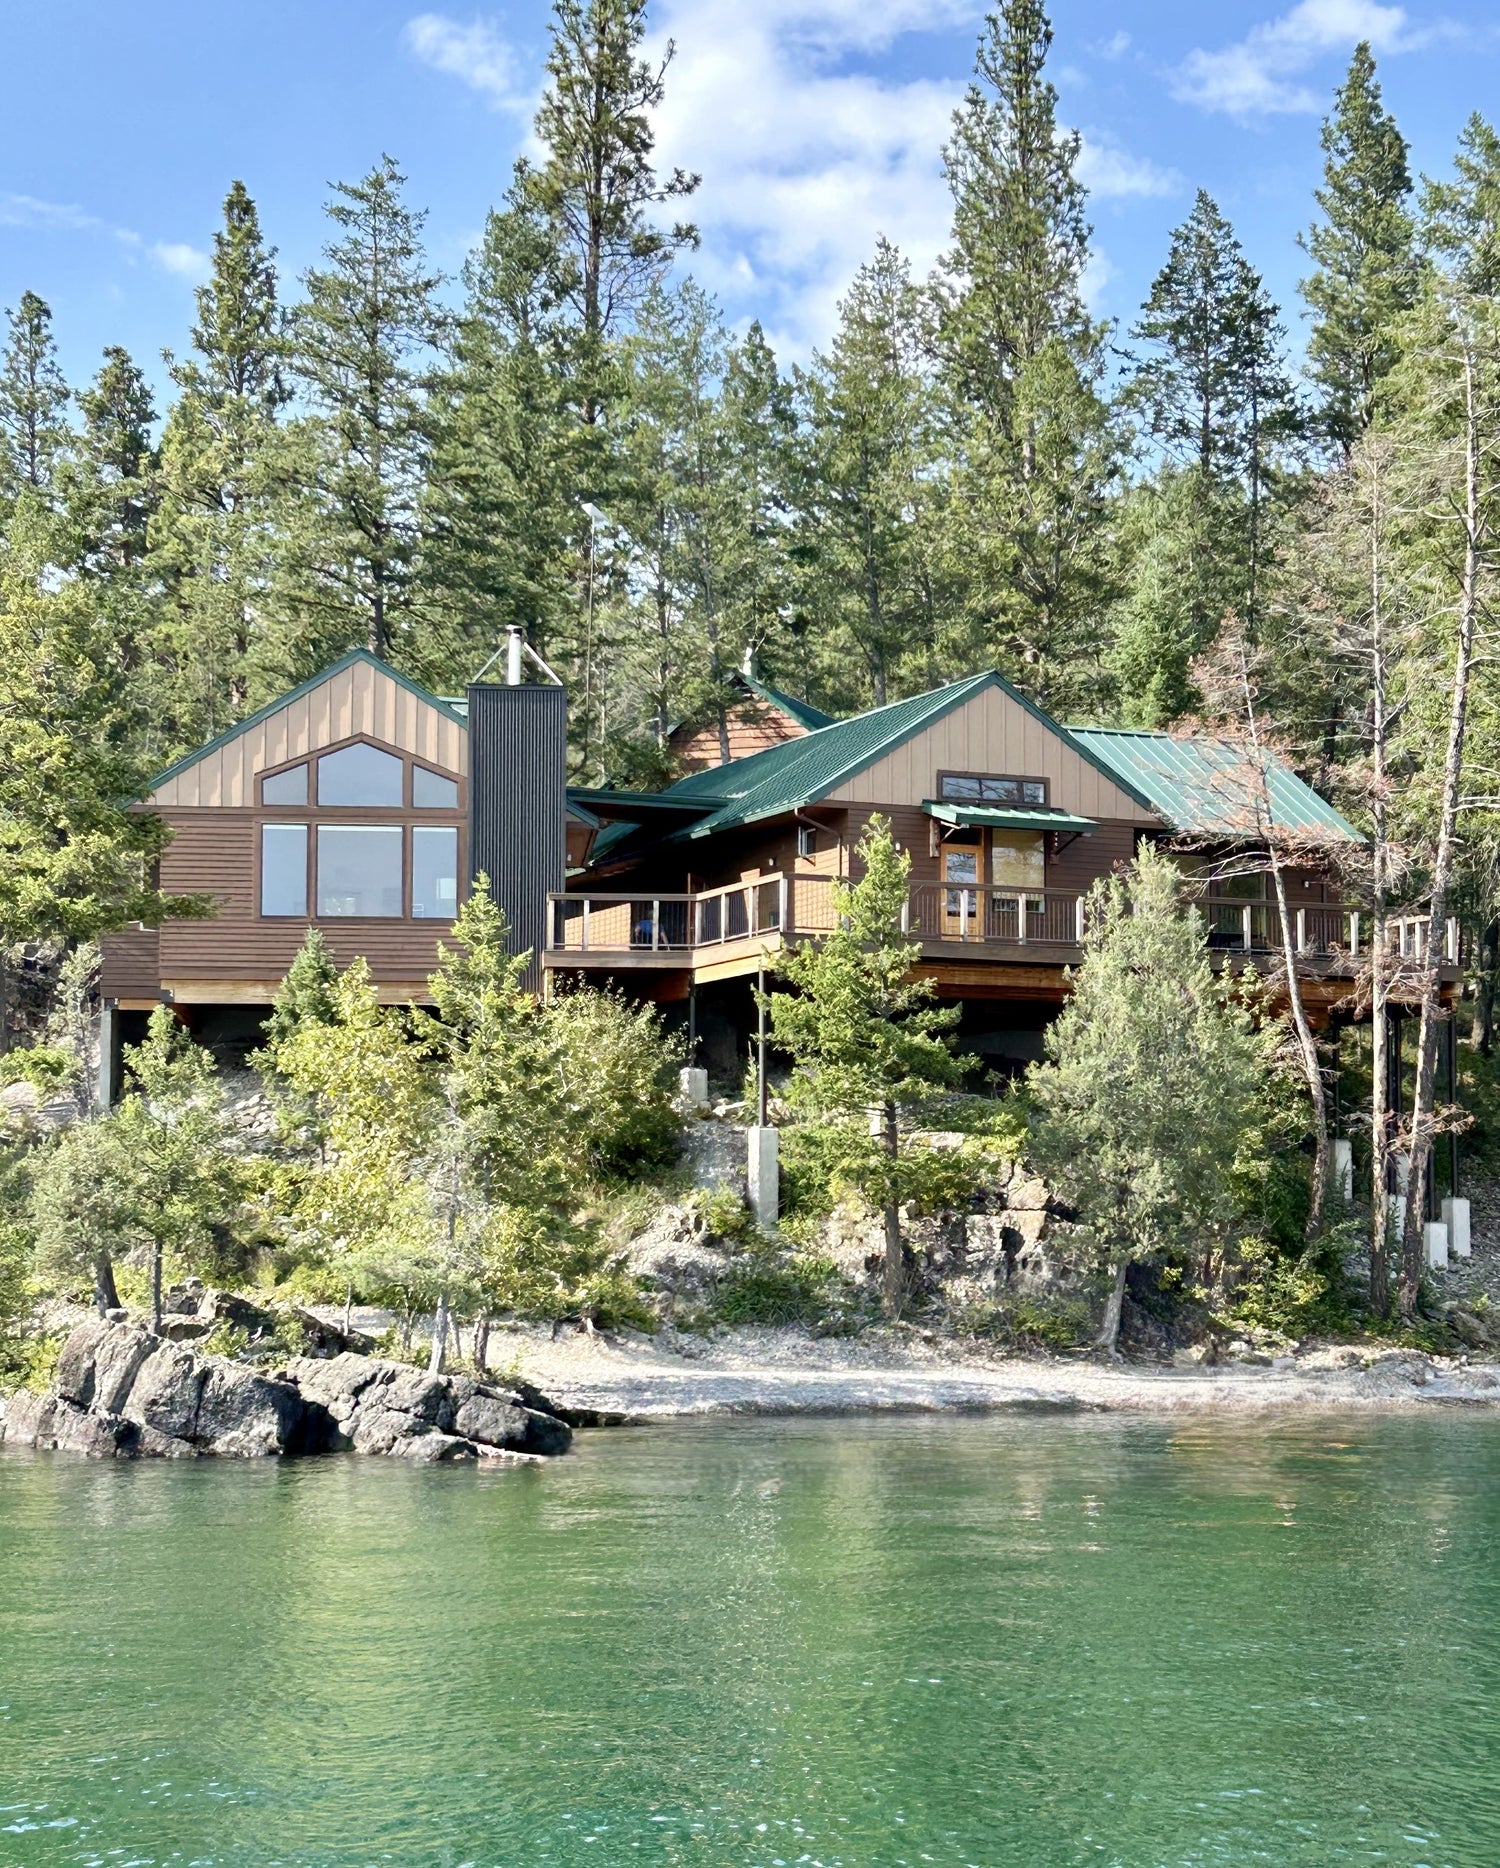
left=936, top=770, right=1050, bottom=808
left=253, top=734, right=467, bottom=924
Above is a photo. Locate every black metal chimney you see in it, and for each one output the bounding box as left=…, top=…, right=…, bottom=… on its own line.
left=466, top=681, right=566, bottom=991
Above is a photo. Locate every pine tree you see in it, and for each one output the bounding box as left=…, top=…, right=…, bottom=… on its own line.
left=1299, top=42, right=1420, bottom=452
left=0, top=291, right=70, bottom=504
left=420, top=197, right=579, bottom=689
left=798, top=240, right=944, bottom=708
left=152, top=182, right=288, bottom=744
left=66, top=346, right=158, bottom=574
left=936, top=0, right=1120, bottom=715
left=1422, top=113, right=1500, bottom=297
left=283, top=156, right=443, bottom=666
left=521, top=0, right=699, bottom=429
left=1120, top=191, right=1300, bottom=712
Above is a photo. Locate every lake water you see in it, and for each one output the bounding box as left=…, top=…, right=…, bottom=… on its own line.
left=3, top=1412, right=1500, bottom=1868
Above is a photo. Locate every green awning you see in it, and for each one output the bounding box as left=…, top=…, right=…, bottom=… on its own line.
left=924, top=801, right=1098, bottom=834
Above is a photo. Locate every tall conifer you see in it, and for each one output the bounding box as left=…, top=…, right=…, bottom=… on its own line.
left=0, top=292, right=70, bottom=503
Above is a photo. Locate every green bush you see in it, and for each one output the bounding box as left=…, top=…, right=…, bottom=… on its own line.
left=1218, top=1229, right=1362, bottom=1341
left=549, top=987, right=686, bottom=1178
left=714, top=1248, right=850, bottom=1328
left=953, top=1292, right=1091, bottom=1350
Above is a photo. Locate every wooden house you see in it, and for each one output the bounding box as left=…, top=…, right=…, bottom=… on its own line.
left=101, top=653, right=1457, bottom=1086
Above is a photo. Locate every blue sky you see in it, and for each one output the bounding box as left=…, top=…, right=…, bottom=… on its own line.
left=1, top=0, right=1497, bottom=404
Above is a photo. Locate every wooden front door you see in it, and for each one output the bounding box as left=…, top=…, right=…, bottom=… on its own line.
left=942, top=837, right=982, bottom=938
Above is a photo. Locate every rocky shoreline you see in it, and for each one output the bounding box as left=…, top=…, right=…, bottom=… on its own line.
left=0, top=1317, right=574, bottom=1462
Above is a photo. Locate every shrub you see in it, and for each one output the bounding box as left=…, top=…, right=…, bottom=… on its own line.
left=952, top=1293, right=1092, bottom=1351
left=714, top=1247, right=850, bottom=1328
left=549, top=987, right=686, bottom=1178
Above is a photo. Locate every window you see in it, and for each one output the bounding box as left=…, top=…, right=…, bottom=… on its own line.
left=413, top=765, right=459, bottom=809
left=797, top=824, right=817, bottom=858
left=991, top=833, right=1045, bottom=890
left=261, top=824, right=308, bottom=917
left=939, top=773, right=1047, bottom=806
left=317, top=825, right=403, bottom=916
left=412, top=826, right=459, bottom=919
left=262, top=762, right=308, bottom=805
left=317, top=742, right=403, bottom=807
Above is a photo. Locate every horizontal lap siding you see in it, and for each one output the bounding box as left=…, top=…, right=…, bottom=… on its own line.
left=156, top=810, right=460, bottom=985
left=101, top=925, right=161, bottom=998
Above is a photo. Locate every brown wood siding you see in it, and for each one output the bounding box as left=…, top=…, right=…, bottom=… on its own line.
left=152, top=660, right=467, bottom=808
left=827, top=686, right=1159, bottom=825
left=154, top=808, right=466, bottom=990
left=101, top=924, right=161, bottom=1000
left=668, top=700, right=809, bottom=775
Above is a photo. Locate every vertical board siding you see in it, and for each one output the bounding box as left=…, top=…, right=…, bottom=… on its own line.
left=467, top=684, right=567, bottom=991
left=152, top=663, right=468, bottom=807
left=825, top=687, right=1158, bottom=825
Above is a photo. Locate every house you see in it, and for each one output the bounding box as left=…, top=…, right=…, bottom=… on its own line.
left=666, top=665, right=837, bottom=774
left=100, top=646, right=1457, bottom=1090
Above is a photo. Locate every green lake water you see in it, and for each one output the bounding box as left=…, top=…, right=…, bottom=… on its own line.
left=3, top=1412, right=1500, bottom=1868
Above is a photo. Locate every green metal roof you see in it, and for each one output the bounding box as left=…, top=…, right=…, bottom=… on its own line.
left=739, top=673, right=837, bottom=732
left=1066, top=727, right=1362, bottom=841
left=146, top=649, right=468, bottom=796
left=925, top=801, right=1099, bottom=834
left=658, top=672, right=1004, bottom=838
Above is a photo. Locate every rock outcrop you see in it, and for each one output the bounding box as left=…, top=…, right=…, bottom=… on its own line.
left=1, top=1319, right=572, bottom=1462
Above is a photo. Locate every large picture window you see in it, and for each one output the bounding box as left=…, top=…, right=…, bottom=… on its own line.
left=317, top=825, right=403, bottom=917
left=261, top=824, right=308, bottom=917
left=412, top=826, right=459, bottom=919
left=317, top=742, right=404, bottom=807
left=412, top=765, right=459, bottom=809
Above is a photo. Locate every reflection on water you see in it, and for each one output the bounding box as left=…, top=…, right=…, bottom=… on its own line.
left=3, top=1412, right=1500, bottom=1867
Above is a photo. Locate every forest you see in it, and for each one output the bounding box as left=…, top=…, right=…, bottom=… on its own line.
left=2, top=0, right=1500, bottom=1361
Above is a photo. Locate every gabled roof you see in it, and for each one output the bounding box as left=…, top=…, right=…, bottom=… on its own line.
left=146, top=649, right=467, bottom=796
left=659, top=671, right=1053, bottom=838
left=1067, top=727, right=1362, bottom=841
left=738, top=673, right=837, bottom=732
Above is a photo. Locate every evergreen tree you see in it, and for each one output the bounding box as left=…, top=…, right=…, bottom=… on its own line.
left=1422, top=113, right=1500, bottom=296
left=152, top=182, right=288, bottom=744
left=521, top=0, right=699, bottom=428
left=770, top=819, right=965, bottom=1317
left=1028, top=846, right=1269, bottom=1356
left=715, top=322, right=797, bottom=687
left=936, top=0, right=1120, bottom=715
left=420, top=197, right=579, bottom=688
left=799, top=240, right=944, bottom=708
left=1299, top=42, right=1420, bottom=452
left=283, top=157, right=443, bottom=667
left=67, top=346, right=158, bottom=575
left=1119, top=191, right=1300, bottom=715
left=0, top=292, right=70, bottom=503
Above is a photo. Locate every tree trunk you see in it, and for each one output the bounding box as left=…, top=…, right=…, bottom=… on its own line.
left=1097, top=1259, right=1128, bottom=1358
left=1400, top=329, right=1484, bottom=1320
left=1268, top=849, right=1330, bottom=1239
left=341, top=1282, right=354, bottom=1338
left=428, top=1288, right=450, bottom=1376
left=1366, top=464, right=1393, bottom=1317
left=473, top=1313, right=490, bottom=1377
left=881, top=1101, right=904, bottom=1318
left=92, top=1253, right=120, bottom=1317
left=149, top=1241, right=163, bottom=1337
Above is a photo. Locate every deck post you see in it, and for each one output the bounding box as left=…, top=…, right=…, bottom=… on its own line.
left=778, top=873, right=789, bottom=935
left=1242, top=905, right=1252, bottom=953
left=960, top=891, right=969, bottom=942
left=900, top=896, right=910, bottom=934
left=1075, top=894, right=1086, bottom=943
left=1349, top=911, right=1360, bottom=957
left=1296, top=908, right=1307, bottom=953
left=581, top=899, right=590, bottom=952
left=1016, top=894, right=1028, bottom=945
left=1448, top=917, right=1460, bottom=962
left=652, top=901, right=660, bottom=951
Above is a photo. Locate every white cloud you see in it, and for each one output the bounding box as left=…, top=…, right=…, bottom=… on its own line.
left=1171, top=0, right=1421, bottom=117
left=1077, top=136, right=1180, bottom=200
left=152, top=241, right=210, bottom=279
left=0, top=191, right=99, bottom=231
left=402, top=13, right=528, bottom=111
left=1094, top=30, right=1132, bottom=59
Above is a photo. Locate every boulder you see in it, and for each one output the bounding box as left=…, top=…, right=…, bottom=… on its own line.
left=51, top=1400, right=138, bottom=1458
left=196, top=1363, right=303, bottom=1457
left=454, top=1390, right=572, bottom=1457
left=53, top=1316, right=110, bottom=1406
left=122, top=1344, right=207, bottom=1441
left=350, top=1406, right=427, bottom=1456
left=1, top=1390, right=57, bottom=1446
left=390, top=1431, right=477, bottom=1464
left=91, top=1324, right=160, bottom=1414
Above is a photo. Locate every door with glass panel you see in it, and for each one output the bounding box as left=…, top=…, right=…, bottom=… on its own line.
left=941, top=831, right=982, bottom=938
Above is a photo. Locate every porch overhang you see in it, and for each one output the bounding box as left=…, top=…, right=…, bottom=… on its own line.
left=923, top=801, right=1099, bottom=834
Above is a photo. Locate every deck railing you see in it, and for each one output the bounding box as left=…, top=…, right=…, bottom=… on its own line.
left=546, top=879, right=1461, bottom=966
